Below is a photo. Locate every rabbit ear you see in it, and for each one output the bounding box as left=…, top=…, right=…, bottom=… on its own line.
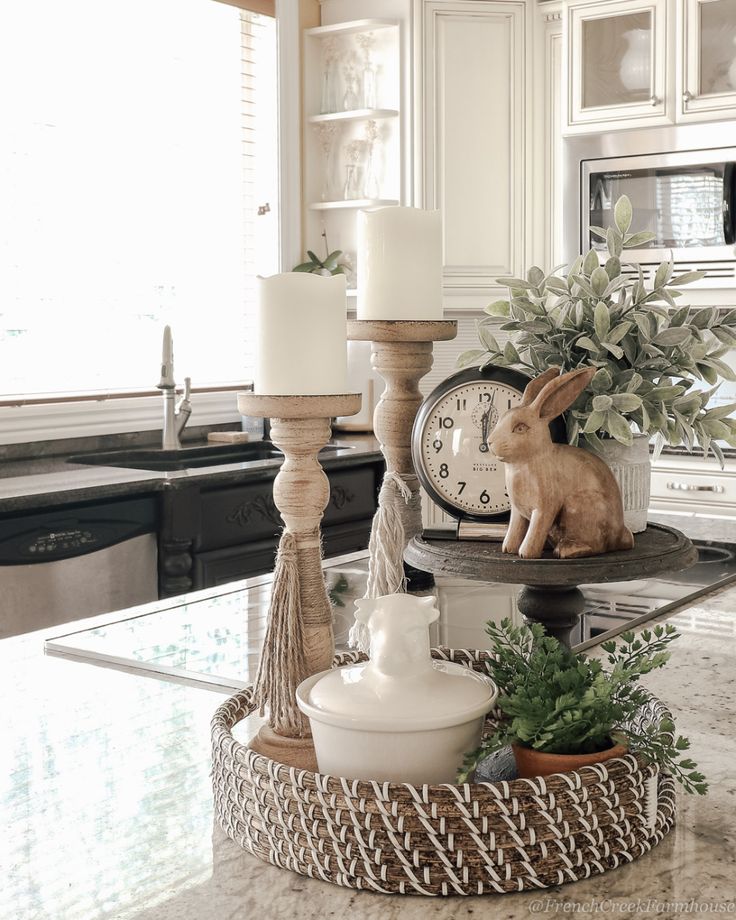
left=531, top=367, right=595, bottom=420
left=418, top=595, right=440, bottom=625
left=353, top=598, right=373, bottom=624
left=521, top=366, right=562, bottom=406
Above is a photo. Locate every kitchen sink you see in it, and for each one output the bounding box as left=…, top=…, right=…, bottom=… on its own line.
left=68, top=441, right=351, bottom=472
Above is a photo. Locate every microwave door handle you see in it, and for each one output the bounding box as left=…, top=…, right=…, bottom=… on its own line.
left=724, top=163, right=736, bottom=246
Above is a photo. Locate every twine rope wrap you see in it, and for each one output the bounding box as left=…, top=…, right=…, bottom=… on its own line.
left=349, top=472, right=422, bottom=653
left=294, top=529, right=332, bottom=628
left=253, top=531, right=306, bottom=737
left=253, top=526, right=332, bottom=737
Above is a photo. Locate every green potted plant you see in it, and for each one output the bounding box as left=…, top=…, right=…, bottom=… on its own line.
left=293, top=248, right=349, bottom=277
left=458, top=618, right=707, bottom=795
left=293, top=231, right=351, bottom=279
left=461, top=195, right=736, bottom=531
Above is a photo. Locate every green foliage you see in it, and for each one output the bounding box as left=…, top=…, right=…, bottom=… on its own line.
left=464, top=195, right=736, bottom=464
left=457, top=618, right=707, bottom=795
left=326, top=572, right=350, bottom=608
left=292, top=249, right=348, bottom=276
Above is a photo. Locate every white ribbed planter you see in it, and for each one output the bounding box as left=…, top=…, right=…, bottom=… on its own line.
left=589, top=434, right=651, bottom=534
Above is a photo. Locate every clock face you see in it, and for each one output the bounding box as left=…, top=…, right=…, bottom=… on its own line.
left=412, top=366, right=536, bottom=521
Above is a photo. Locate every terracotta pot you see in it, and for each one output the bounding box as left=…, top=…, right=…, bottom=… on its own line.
left=512, top=741, right=628, bottom=779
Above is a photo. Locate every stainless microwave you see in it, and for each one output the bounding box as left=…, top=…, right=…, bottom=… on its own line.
left=564, top=124, right=736, bottom=291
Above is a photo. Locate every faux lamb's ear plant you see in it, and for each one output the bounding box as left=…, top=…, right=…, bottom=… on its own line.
left=457, top=618, right=707, bottom=795
left=460, top=195, right=736, bottom=466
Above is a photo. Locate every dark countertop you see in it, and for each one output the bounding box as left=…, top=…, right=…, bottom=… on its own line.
left=0, top=433, right=383, bottom=514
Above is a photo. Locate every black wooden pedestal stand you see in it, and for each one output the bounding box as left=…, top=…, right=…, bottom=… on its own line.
left=405, top=523, right=698, bottom=648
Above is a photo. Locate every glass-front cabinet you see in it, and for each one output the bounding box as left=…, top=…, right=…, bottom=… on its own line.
left=565, top=0, right=736, bottom=133
left=681, top=0, right=736, bottom=120
left=565, top=0, right=671, bottom=132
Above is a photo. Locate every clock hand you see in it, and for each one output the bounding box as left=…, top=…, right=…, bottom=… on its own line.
left=479, top=409, right=490, bottom=453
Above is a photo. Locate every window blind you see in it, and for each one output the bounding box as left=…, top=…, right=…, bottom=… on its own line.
left=215, top=0, right=275, bottom=16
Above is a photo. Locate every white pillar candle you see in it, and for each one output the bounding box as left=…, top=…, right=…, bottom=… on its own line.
left=255, top=272, right=348, bottom=395
left=357, top=206, right=443, bottom=320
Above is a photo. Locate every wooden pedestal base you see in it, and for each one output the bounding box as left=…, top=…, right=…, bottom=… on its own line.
left=516, top=585, right=586, bottom=647
left=405, top=524, right=698, bottom=649
left=247, top=725, right=318, bottom=771
left=347, top=320, right=458, bottom=591
left=236, top=392, right=361, bottom=744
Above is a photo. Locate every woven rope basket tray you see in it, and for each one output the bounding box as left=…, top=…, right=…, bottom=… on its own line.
left=211, top=649, right=676, bottom=897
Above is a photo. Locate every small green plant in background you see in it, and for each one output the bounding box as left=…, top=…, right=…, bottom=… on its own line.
left=326, top=572, right=350, bottom=608
left=293, top=248, right=348, bottom=277
left=293, top=231, right=349, bottom=278
left=460, top=195, right=736, bottom=464
left=458, top=618, right=707, bottom=795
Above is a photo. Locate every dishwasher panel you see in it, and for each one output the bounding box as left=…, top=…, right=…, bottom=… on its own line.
left=0, top=496, right=158, bottom=638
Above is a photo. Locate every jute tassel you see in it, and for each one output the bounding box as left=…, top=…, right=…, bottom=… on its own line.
left=349, top=471, right=418, bottom=653
left=253, top=531, right=306, bottom=737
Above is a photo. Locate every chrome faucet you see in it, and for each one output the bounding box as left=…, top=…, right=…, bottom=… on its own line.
left=157, top=326, right=192, bottom=450
left=160, top=377, right=192, bottom=450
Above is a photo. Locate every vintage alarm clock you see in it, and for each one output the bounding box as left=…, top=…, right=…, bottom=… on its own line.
left=411, top=365, right=565, bottom=539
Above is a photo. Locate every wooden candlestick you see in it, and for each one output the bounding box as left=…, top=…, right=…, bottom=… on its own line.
left=237, top=392, right=361, bottom=769
left=347, top=321, right=457, bottom=593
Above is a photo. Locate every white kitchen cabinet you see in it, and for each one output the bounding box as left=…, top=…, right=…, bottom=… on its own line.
left=564, top=0, right=736, bottom=134
left=650, top=453, right=736, bottom=515
left=416, top=0, right=528, bottom=308
left=679, top=0, right=736, bottom=122
left=564, top=0, right=672, bottom=133
left=435, top=577, right=520, bottom=648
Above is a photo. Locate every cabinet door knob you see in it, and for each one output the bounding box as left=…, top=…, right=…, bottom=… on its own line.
left=650, top=94, right=660, bottom=106
left=683, top=90, right=693, bottom=102
left=666, top=481, right=724, bottom=493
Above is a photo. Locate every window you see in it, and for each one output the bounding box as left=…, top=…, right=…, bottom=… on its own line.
left=0, top=0, right=279, bottom=398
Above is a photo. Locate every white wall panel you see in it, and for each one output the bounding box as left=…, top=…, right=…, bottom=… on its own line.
left=418, top=1, right=527, bottom=303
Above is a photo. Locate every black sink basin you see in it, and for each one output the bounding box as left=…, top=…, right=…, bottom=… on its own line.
left=67, top=441, right=350, bottom=472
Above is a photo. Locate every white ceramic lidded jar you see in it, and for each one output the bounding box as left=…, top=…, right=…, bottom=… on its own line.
left=296, top=594, right=497, bottom=784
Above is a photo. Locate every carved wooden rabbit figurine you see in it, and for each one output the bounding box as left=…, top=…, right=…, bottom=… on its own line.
left=488, top=366, right=634, bottom=559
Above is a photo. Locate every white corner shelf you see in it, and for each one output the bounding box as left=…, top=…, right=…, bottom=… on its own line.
left=308, top=108, right=399, bottom=125
left=308, top=198, right=399, bottom=211
left=304, top=19, right=399, bottom=39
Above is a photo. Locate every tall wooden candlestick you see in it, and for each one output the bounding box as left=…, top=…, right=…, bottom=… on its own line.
left=237, top=392, right=361, bottom=769
left=347, top=320, right=457, bottom=600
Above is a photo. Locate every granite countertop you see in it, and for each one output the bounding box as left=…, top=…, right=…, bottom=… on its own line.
left=0, top=433, right=382, bottom=513
left=4, top=574, right=735, bottom=918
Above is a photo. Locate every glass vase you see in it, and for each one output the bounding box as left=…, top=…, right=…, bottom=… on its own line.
left=343, top=164, right=361, bottom=200
left=362, top=64, right=377, bottom=110
left=342, top=70, right=360, bottom=110
left=320, top=63, right=337, bottom=114
left=362, top=151, right=379, bottom=200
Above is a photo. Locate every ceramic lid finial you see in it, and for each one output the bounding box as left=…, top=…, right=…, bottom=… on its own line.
left=354, top=594, right=438, bottom=679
